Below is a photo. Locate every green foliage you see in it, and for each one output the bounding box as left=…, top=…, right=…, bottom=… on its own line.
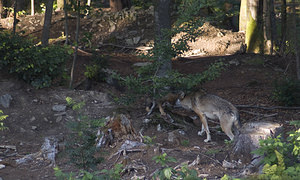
left=116, top=61, right=226, bottom=105
left=153, top=153, right=177, bottom=167
left=99, top=164, right=124, bottom=180
left=84, top=54, right=108, bottom=81
left=143, top=135, right=156, bottom=145
left=0, top=110, right=8, bottom=131
left=54, top=164, right=124, bottom=180
left=65, top=97, right=105, bottom=169
left=0, top=31, right=71, bottom=88
left=175, top=0, right=240, bottom=27
left=152, top=154, right=201, bottom=180
left=132, top=0, right=152, bottom=9
left=251, top=121, right=300, bottom=180
left=272, top=78, right=300, bottom=106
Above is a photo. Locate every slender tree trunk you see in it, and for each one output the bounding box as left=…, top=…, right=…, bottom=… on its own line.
left=270, top=0, right=276, bottom=55
left=64, top=0, right=69, bottom=45
left=279, top=0, right=287, bottom=55
left=69, top=0, right=80, bottom=88
left=41, top=0, right=54, bottom=46
left=154, top=0, right=172, bottom=78
left=31, top=0, right=34, bottom=15
left=12, top=0, right=17, bottom=35
left=291, top=0, right=300, bottom=80
left=0, top=0, right=3, bottom=19
left=87, top=0, right=91, bottom=6
left=57, top=0, right=64, bottom=11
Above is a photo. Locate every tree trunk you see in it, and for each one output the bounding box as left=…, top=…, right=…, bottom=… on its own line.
left=57, top=0, right=64, bottom=11
left=263, top=0, right=272, bottom=54
left=239, top=0, right=248, bottom=32
left=232, top=122, right=283, bottom=174
left=153, top=0, right=172, bottom=78
left=69, top=0, right=80, bottom=88
left=291, top=0, right=300, bottom=80
left=279, top=0, right=287, bottom=56
left=31, top=0, right=34, bottom=15
left=63, top=0, right=69, bottom=45
left=0, top=0, right=3, bottom=19
left=12, top=0, right=17, bottom=35
left=41, top=0, right=54, bottom=46
left=110, top=0, right=122, bottom=12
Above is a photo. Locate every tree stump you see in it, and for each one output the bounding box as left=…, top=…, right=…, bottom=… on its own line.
left=231, top=121, right=283, bottom=175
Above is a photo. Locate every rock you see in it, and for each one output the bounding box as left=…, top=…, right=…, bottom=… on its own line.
left=20, top=127, right=26, bottom=133
left=133, top=36, right=141, bottom=44
left=133, top=62, right=152, bottom=67
left=125, top=38, right=134, bottom=46
left=30, top=116, right=36, bottom=122
left=56, top=116, right=63, bottom=123
left=31, top=126, right=37, bottom=130
left=52, top=105, right=66, bottom=112
left=0, top=94, right=13, bottom=108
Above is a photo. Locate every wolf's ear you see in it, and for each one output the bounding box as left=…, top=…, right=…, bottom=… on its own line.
left=178, top=91, right=185, bottom=99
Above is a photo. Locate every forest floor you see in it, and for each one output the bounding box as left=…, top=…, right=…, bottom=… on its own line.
left=0, top=7, right=300, bottom=180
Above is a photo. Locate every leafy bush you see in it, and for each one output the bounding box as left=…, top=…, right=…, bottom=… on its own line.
left=272, top=78, right=300, bottom=106
left=0, top=31, right=71, bottom=88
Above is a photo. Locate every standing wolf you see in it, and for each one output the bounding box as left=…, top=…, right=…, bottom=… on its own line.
left=177, top=91, right=241, bottom=142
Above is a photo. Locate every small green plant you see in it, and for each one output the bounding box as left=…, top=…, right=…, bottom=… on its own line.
left=153, top=153, right=177, bottom=167
left=152, top=153, right=201, bottom=179
left=100, top=164, right=124, bottom=180
left=143, top=135, right=156, bottom=145
left=181, top=139, right=190, bottom=147
left=272, top=78, right=300, bottom=106
left=84, top=54, right=108, bottom=82
left=65, top=97, right=105, bottom=169
left=0, top=110, right=8, bottom=131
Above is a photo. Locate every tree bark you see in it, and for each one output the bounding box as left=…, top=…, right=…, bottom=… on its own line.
left=279, top=0, right=287, bottom=56
left=110, top=0, right=122, bottom=12
left=153, top=0, right=172, bottom=78
left=57, top=0, right=64, bottom=11
left=63, top=0, right=69, bottom=45
left=0, top=0, right=3, bottom=19
left=41, top=0, right=54, bottom=46
left=291, top=0, right=300, bottom=80
left=31, top=0, right=34, bottom=15
left=69, top=0, right=81, bottom=88
left=12, top=0, right=17, bottom=35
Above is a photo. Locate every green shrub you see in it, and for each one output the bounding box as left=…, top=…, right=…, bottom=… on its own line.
left=0, top=31, right=71, bottom=88
left=272, top=78, right=300, bottom=106
left=65, top=97, right=105, bottom=169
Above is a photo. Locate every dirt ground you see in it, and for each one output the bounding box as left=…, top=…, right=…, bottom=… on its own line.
left=1, top=8, right=300, bottom=180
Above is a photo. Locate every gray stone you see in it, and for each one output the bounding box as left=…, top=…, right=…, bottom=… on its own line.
left=133, top=36, right=141, bottom=44
left=0, top=94, right=12, bottom=108
left=56, top=116, right=63, bottom=123
left=52, top=105, right=66, bottom=112
left=125, top=38, right=134, bottom=46
left=31, top=126, right=37, bottom=130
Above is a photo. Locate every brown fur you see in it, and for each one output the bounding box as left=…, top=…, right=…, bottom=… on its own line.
left=179, top=92, right=241, bottom=142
